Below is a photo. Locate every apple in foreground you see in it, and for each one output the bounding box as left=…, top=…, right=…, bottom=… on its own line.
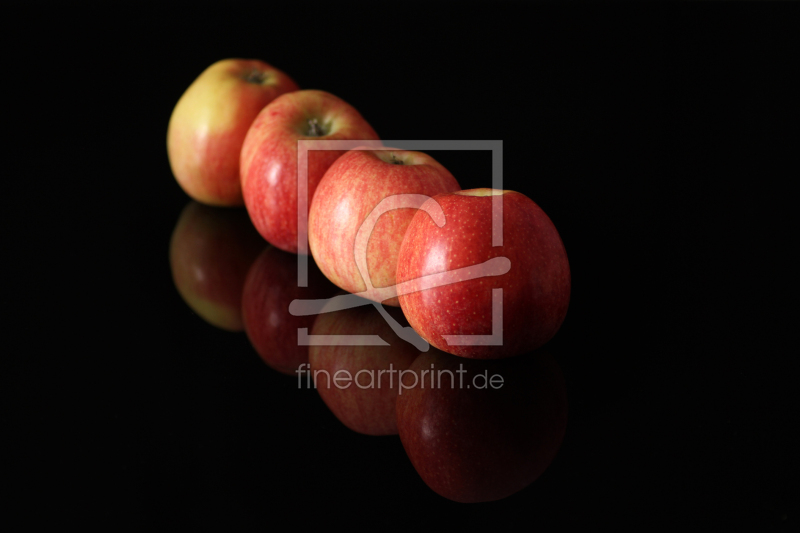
left=308, top=298, right=421, bottom=435
left=308, top=148, right=460, bottom=306
left=241, top=90, right=380, bottom=254
left=396, top=189, right=570, bottom=359
left=242, top=246, right=338, bottom=375
left=396, top=348, right=567, bottom=503
left=167, top=59, right=299, bottom=206
left=169, top=201, right=265, bottom=331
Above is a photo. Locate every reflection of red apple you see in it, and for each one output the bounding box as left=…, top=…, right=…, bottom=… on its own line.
left=240, top=90, right=380, bottom=253
left=169, top=201, right=265, bottom=331
left=308, top=149, right=460, bottom=306
left=396, top=188, right=571, bottom=358
left=396, top=349, right=567, bottom=503
left=167, top=59, right=299, bottom=206
left=308, top=299, right=420, bottom=435
left=242, top=247, right=338, bottom=375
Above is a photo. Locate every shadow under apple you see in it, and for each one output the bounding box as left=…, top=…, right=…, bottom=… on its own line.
left=169, top=201, right=264, bottom=331
left=241, top=246, right=338, bottom=375
left=309, top=299, right=421, bottom=436
left=396, top=348, right=568, bottom=503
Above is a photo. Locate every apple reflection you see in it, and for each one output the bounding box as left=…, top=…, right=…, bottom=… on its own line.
left=169, top=201, right=264, bottom=331
left=242, top=246, right=337, bottom=375
left=308, top=298, right=420, bottom=436
left=396, top=348, right=568, bottom=503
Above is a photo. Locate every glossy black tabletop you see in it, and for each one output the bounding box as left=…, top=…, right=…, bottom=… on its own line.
left=6, top=2, right=796, bottom=529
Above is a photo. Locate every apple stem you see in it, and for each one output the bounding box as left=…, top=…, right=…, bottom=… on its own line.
left=390, top=154, right=404, bottom=165
left=306, top=118, right=325, bottom=137
left=244, top=69, right=268, bottom=84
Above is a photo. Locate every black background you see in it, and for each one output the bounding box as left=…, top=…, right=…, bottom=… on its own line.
left=6, top=1, right=798, bottom=529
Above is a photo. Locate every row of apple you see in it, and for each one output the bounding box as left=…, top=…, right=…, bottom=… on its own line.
left=167, top=58, right=571, bottom=359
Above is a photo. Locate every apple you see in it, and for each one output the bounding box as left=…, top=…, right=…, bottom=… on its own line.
left=396, top=189, right=570, bottom=358
left=396, top=348, right=568, bottom=503
left=308, top=297, right=421, bottom=435
left=240, top=90, right=380, bottom=254
left=242, top=246, right=338, bottom=375
left=169, top=201, right=265, bottom=331
left=167, top=58, right=299, bottom=206
left=308, top=148, right=460, bottom=306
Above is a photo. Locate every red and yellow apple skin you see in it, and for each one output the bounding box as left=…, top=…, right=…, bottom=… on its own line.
left=308, top=149, right=460, bottom=306
left=396, top=349, right=567, bottom=503
left=167, top=59, right=299, bottom=206
left=169, top=202, right=265, bottom=331
left=241, top=246, right=338, bottom=375
left=308, top=299, right=421, bottom=436
left=240, top=90, right=380, bottom=254
left=396, top=189, right=571, bottom=359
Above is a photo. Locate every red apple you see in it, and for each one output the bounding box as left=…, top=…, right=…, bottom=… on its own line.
left=396, top=348, right=568, bottom=503
left=167, top=58, right=299, bottom=206
left=240, top=90, right=380, bottom=254
left=396, top=189, right=570, bottom=358
left=308, top=148, right=460, bottom=306
left=169, top=201, right=265, bottom=331
left=308, top=298, right=421, bottom=435
left=242, top=246, right=338, bottom=375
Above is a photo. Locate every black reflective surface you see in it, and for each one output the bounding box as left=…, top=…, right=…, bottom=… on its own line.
left=8, top=2, right=796, bottom=530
